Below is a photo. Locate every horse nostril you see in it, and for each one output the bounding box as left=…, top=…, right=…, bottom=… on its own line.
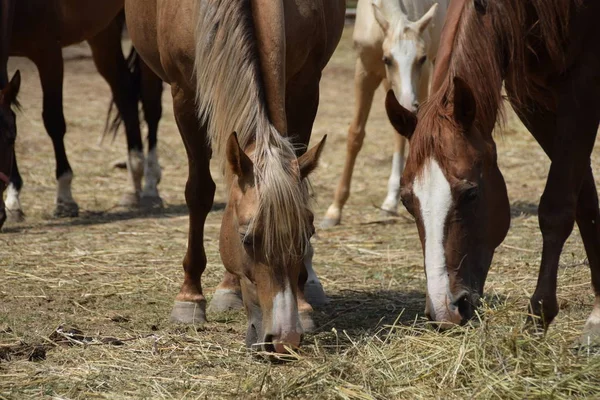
left=412, top=101, right=420, bottom=111
left=455, top=293, right=473, bottom=323
left=262, top=334, right=276, bottom=353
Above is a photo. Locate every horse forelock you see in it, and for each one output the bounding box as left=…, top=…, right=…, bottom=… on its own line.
left=194, top=0, right=311, bottom=265
left=411, top=0, right=574, bottom=172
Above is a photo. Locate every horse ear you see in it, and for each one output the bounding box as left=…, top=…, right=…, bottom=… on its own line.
left=416, top=3, right=438, bottom=33
left=226, top=132, right=253, bottom=178
left=2, top=70, right=21, bottom=105
left=371, top=0, right=390, bottom=33
left=385, top=90, right=417, bottom=139
left=297, top=135, right=327, bottom=179
left=452, top=77, right=476, bottom=131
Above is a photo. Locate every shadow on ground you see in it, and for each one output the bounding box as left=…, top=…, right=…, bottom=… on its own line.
left=0, top=202, right=226, bottom=232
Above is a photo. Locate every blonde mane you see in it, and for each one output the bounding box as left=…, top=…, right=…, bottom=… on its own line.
left=194, top=0, right=311, bottom=263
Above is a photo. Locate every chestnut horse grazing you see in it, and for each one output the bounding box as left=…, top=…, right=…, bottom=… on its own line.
left=387, top=0, right=600, bottom=343
left=5, top=1, right=163, bottom=222
left=124, top=0, right=344, bottom=353
left=0, top=0, right=19, bottom=230
left=321, top=0, right=447, bottom=228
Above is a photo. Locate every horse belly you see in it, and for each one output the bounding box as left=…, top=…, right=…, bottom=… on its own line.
left=57, top=0, right=124, bottom=45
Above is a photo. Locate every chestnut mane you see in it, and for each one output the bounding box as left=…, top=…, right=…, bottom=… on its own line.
left=410, top=0, right=575, bottom=170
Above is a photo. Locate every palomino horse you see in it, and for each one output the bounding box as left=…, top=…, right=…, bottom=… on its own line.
left=387, top=0, right=600, bottom=343
left=124, top=0, right=344, bottom=353
left=0, top=0, right=19, bottom=230
left=4, top=1, right=163, bottom=222
left=321, top=0, right=447, bottom=228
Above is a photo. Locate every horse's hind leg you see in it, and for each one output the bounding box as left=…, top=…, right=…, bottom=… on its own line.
left=321, top=57, right=382, bottom=228
left=6, top=152, right=24, bottom=221
left=574, top=168, right=600, bottom=345
left=169, top=85, right=214, bottom=325
left=88, top=21, right=144, bottom=208
left=513, top=80, right=600, bottom=333
left=31, top=48, right=78, bottom=217
left=139, top=60, right=163, bottom=206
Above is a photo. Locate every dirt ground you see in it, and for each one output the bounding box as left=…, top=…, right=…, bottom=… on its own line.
left=1, top=26, right=600, bottom=399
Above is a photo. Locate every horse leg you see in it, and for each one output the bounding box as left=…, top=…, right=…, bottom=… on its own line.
left=517, top=101, right=600, bottom=343
left=514, top=88, right=600, bottom=330
left=169, top=85, right=214, bottom=324
left=207, top=271, right=244, bottom=313
left=32, top=49, right=78, bottom=217
left=381, top=63, right=429, bottom=214
left=5, top=151, right=24, bottom=221
left=321, top=57, right=382, bottom=228
left=139, top=60, right=164, bottom=207
left=87, top=21, right=144, bottom=208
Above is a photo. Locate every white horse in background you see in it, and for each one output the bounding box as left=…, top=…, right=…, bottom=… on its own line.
left=321, top=0, right=448, bottom=227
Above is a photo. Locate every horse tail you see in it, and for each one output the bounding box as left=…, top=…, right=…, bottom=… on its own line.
left=194, top=0, right=312, bottom=263
left=101, top=11, right=142, bottom=146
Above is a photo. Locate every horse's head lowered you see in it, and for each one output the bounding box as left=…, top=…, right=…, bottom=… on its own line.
left=220, top=132, right=325, bottom=353
left=386, top=77, right=510, bottom=327
left=371, top=0, right=438, bottom=112
left=0, top=70, right=20, bottom=230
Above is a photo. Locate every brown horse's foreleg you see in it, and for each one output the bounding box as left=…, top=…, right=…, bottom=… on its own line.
left=139, top=60, right=163, bottom=205
left=321, top=57, right=382, bottom=228
left=31, top=47, right=78, bottom=218
left=5, top=150, right=24, bottom=222
left=88, top=20, right=144, bottom=208
left=170, top=85, right=214, bottom=325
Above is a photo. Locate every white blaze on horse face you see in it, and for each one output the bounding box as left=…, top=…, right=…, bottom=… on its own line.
left=270, top=281, right=302, bottom=351
left=413, top=158, right=454, bottom=321
left=390, top=39, right=419, bottom=112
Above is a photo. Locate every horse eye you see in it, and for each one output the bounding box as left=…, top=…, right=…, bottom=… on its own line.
left=461, top=187, right=479, bottom=203
left=240, top=233, right=254, bottom=246
left=382, top=56, right=392, bottom=66
left=400, top=194, right=415, bottom=216
left=418, top=56, right=427, bottom=66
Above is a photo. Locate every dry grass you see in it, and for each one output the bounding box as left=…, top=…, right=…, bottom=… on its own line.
left=1, top=26, right=600, bottom=399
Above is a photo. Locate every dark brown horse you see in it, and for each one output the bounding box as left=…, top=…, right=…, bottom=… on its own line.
left=0, top=0, right=19, bottom=230
left=124, top=0, right=344, bottom=353
left=386, top=0, right=600, bottom=343
left=4, top=1, right=163, bottom=223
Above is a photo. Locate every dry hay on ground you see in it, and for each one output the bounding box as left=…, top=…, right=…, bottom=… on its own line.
left=1, top=27, right=600, bottom=399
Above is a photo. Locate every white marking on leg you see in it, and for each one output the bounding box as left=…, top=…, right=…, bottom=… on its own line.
left=143, top=147, right=162, bottom=198
left=413, top=158, right=454, bottom=320
left=56, top=171, right=76, bottom=205
left=303, top=243, right=320, bottom=285
left=5, top=182, right=22, bottom=212
left=127, top=149, right=144, bottom=195
left=381, top=151, right=404, bottom=212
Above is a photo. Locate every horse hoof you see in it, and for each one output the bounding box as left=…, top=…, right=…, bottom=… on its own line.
left=140, top=194, right=164, bottom=209
left=6, top=208, right=25, bottom=222
left=119, top=192, right=140, bottom=208
left=320, top=216, right=340, bottom=229
left=579, top=315, right=600, bottom=347
left=207, top=289, right=244, bottom=313
left=54, top=202, right=79, bottom=218
left=299, top=311, right=315, bottom=333
left=304, top=281, right=329, bottom=307
left=170, top=300, right=207, bottom=325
